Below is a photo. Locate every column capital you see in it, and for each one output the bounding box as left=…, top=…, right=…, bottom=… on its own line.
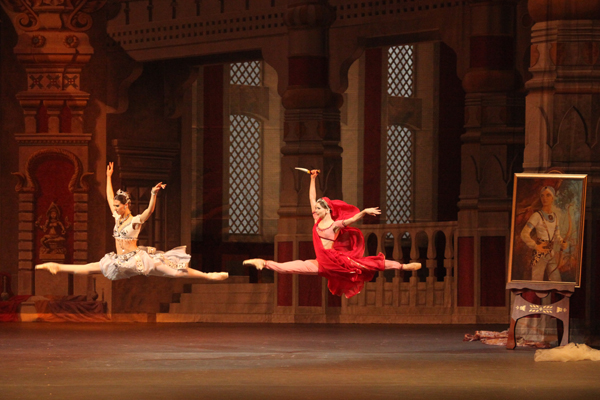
left=529, top=0, right=600, bottom=23
left=284, top=0, right=335, bottom=30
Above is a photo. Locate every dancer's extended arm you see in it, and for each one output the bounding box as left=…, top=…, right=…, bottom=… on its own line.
left=339, top=207, right=381, bottom=227
left=106, top=162, right=115, bottom=212
left=309, top=170, right=319, bottom=218
left=139, top=182, right=166, bottom=223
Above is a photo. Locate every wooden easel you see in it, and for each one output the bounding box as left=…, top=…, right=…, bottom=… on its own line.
left=506, top=282, right=575, bottom=349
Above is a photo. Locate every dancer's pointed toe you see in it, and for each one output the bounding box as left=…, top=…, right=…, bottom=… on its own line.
left=403, top=262, right=421, bottom=271
left=208, top=272, right=229, bottom=281
left=243, top=258, right=266, bottom=270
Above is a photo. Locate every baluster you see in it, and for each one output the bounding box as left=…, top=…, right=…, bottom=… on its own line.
left=375, top=231, right=386, bottom=307
left=425, top=230, right=436, bottom=307
left=392, top=229, right=402, bottom=307
left=409, top=228, right=418, bottom=306
left=443, top=228, right=455, bottom=307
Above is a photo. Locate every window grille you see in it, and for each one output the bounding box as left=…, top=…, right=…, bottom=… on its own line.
left=386, top=125, right=412, bottom=225
left=387, top=45, right=414, bottom=97
left=229, top=115, right=261, bottom=234
left=230, top=61, right=262, bottom=86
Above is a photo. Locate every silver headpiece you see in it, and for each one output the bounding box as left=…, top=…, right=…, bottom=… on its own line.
left=115, top=189, right=130, bottom=203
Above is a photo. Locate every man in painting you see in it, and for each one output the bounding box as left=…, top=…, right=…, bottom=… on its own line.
left=520, top=186, right=569, bottom=282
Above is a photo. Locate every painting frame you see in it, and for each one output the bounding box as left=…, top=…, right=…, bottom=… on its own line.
left=507, top=173, right=587, bottom=287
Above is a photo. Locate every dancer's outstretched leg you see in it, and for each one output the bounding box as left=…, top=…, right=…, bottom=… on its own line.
left=383, top=260, right=421, bottom=271
left=154, top=263, right=229, bottom=281
left=244, top=259, right=319, bottom=275
left=186, top=268, right=229, bottom=281
left=36, top=262, right=101, bottom=275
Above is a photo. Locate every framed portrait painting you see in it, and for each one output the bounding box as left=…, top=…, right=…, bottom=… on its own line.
left=508, top=173, right=587, bottom=287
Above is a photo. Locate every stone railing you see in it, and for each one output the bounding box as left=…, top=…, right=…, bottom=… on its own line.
left=339, top=221, right=457, bottom=323
left=272, top=221, right=459, bottom=324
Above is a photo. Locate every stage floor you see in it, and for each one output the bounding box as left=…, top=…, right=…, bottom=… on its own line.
left=1, top=323, right=598, bottom=400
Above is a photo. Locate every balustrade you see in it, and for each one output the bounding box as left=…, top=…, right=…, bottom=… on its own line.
left=346, top=221, right=456, bottom=312
left=272, top=221, right=458, bottom=323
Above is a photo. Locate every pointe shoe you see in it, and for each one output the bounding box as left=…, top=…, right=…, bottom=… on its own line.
left=207, top=272, right=229, bottom=281
left=402, top=262, right=421, bottom=271
left=243, top=258, right=266, bottom=270
left=36, top=262, right=60, bottom=275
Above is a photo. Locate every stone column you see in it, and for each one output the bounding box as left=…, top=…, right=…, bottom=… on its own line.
left=274, top=0, right=343, bottom=317
left=457, top=0, right=524, bottom=321
left=0, top=0, right=105, bottom=294
left=525, top=0, right=600, bottom=344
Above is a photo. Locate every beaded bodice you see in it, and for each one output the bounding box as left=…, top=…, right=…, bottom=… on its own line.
left=112, top=212, right=143, bottom=241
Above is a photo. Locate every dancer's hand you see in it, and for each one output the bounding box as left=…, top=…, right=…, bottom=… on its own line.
left=36, top=263, right=59, bottom=275
left=364, top=207, right=381, bottom=216
left=310, top=170, right=320, bottom=178
left=151, top=182, right=166, bottom=195
left=106, top=162, right=114, bottom=177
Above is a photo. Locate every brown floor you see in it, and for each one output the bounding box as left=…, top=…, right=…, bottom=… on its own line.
left=0, top=323, right=599, bottom=400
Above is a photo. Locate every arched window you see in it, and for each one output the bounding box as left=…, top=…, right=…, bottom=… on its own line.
left=230, top=61, right=262, bottom=86
left=386, top=125, right=413, bottom=224
left=386, top=45, right=415, bottom=224
left=228, top=61, right=263, bottom=234
left=388, top=45, right=414, bottom=97
left=228, top=114, right=261, bottom=234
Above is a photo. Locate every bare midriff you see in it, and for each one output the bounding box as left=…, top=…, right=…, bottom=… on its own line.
left=321, top=239, right=334, bottom=250
left=115, top=239, right=138, bottom=254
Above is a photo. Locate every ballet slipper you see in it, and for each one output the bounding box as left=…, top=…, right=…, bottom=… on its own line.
left=35, top=263, right=60, bottom=275
left=402, top=262, right=421, bottom=271
left=206, top=272, right=229, bottom=281
left=243, top=259, right=266, bottom=270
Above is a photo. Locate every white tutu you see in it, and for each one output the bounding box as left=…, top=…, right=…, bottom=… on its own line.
left=99, top=246, right=191, bottom=280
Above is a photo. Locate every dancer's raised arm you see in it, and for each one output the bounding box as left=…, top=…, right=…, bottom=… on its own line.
left=106, top=162, right=115, bottom=212
left=336, top=207, right=381, bottom=228
left=139, top=182, right=166, bottom=223
left=309, top=170, right=319, bottom=217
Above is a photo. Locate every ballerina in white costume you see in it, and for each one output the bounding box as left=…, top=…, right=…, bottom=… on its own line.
left=36, top=162, right=228, bottom=281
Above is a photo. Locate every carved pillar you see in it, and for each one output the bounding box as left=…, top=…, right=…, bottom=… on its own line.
left=457, top=0, right=524, bottom=321
left=0, top=0, right=105, bottom=294
left=274, top=0, right=342, bottom=317
left=525, top=0, right=600, bottom=344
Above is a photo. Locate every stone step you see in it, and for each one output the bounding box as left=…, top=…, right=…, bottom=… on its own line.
left=156, top=313, right=274, bottom=323
left=189, top=283, right=272, bottom=294
left=179, top=290, right=272, bottom=304
left=191, top=276, right=249, bottom=284
left=169, top=301, right=273, bottom=314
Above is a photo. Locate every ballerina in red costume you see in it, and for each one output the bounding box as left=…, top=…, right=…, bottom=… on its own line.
left=244, top=170, right=421, bottom=298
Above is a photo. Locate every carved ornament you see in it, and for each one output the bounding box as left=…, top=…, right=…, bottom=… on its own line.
left=36, top=202, right=71, bottom=261
left=13, top=148, right=93, bottom=193
left=0, top=0, right=106, bottom=32
left=31, top=34, right=46, bottom=47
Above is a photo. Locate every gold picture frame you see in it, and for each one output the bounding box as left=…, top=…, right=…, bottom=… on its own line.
left=508, top=173, right=587, bottom=287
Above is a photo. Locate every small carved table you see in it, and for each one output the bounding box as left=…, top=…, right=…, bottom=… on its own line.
left=506, top=282, right=575, bottom=350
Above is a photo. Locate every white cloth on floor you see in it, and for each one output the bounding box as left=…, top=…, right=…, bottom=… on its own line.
left=534, top=343, right=600, bottom=362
